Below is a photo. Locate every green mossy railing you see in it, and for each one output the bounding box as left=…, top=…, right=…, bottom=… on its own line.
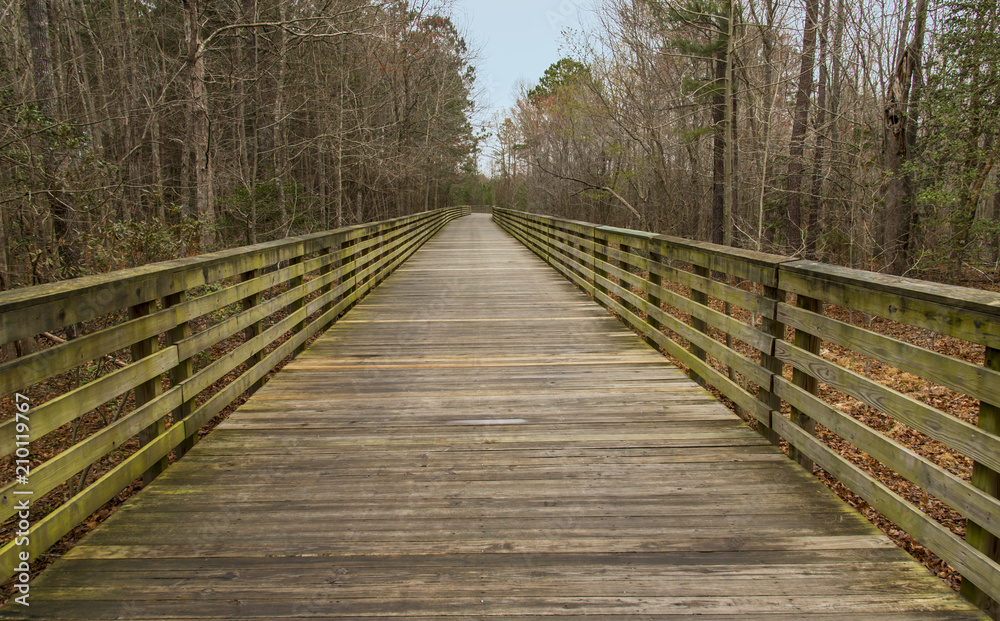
left=0, top=207, right=469, bottom=579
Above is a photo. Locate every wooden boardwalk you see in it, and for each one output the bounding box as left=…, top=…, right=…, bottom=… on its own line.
left=1, top=214, right=985, bottom=619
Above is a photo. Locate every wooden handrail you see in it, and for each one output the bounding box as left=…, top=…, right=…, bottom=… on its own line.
left=494, top=207, right=1000, bottom=613
left=0, top=206, right=469, bottom=580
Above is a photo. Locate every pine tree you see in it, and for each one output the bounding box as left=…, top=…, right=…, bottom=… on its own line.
left=647, top=0, right=739, bottom=246
left=915, top=0, right=1000, bottom=276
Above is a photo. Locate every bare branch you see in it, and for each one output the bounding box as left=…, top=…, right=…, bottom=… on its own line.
left=534, top=159, right=643, bottom=223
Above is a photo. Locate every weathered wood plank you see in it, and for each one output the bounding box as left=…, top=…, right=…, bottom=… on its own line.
left=779, top=260, right=1000, bottom=349
left=597, top=258, right=774, bottom=353
left=964, top=345, right=1000, bottom=614
left=773, top=412, right=1000, bottom=605
left=0, top=347, right=178, bottom=456
left=0, top=209, right=462, bottom=345
left=596, top=274, right=773, bottom=390
left=774, top=376, right=1000, bottom=541
left=789, top=294, right=821, bottom=470
left=0, top=213, right=984, bottom=621
left=648, top=234, right=787, bottom=287
left=0, top=387, right=183, bottom=524
left=777, top=301, right=1000, bottom=408
left=775, top=339, right=1000, bottom=473
left=0, top=207, right=467, bottom=587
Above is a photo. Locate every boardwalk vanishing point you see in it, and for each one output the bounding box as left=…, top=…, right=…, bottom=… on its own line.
left=0, top=214, right=986, bottom=619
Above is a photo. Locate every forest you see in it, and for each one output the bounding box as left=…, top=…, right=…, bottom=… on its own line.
left=493, top=0, right=1000, bottom=282
left=0, top=0, right=478, bottom=288
left=3, top=0, right=999, bottom=287
left=2, top=0, right=1000, bottom=610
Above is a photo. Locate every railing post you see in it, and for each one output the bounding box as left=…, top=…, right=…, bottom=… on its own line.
left=540, top=218, right=553, bottom=265
left=319, top=242, right=335, bottom=325
left=287, top=255, right=306, bottom=356
left=593, top=230, right=608, bottom=303
left=689, top=265, right=711, bottom=388
left=128, top=300, right=167, bottom=484
left=368, top=229, right=380, bottom=288
left=619, top=241, right=637, bottom=316
left=646, top=247, right=664, bottom=350
left=962, top=345, right=1000, bottom=618
left=241, top=268, right=264, bottom=394
left=789, top=294, right=822, bottom=470
left=755, top=282, right=784, bottom=445
left=356, top=232, right=371, bottom=293
left=565, top=223, right=584, bottom=288
left=374, top=226, right=388, bottom=286
left=341, top=237, right=358, bottom=312
left=164, top=291, right=197, bottom=457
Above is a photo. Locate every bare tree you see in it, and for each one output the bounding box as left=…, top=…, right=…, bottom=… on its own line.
left=883, top=0, right=928, bottom=275
left=784, top=0, right=819, bottom=254
left=23, top=0, right=78, bottom=275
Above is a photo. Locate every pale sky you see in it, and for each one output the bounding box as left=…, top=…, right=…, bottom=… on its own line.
left=451, top=0, right=595, bottom=170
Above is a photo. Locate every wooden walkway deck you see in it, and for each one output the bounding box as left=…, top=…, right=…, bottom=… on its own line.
left=1, top=214, right=985, bottom=619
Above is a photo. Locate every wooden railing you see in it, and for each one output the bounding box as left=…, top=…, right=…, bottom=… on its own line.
left=0, top=206, right=469, bottom=580
left=494, top=207, right=1000, bottom=614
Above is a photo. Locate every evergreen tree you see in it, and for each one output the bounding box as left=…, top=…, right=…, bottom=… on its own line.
left=647, top=0, right=739, bottom=246
left=914, top=0, right=1000, bottom=275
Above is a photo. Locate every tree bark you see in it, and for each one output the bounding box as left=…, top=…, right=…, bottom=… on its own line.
left=0, top=206, right=9, bottom=293
left=183, top=0, right=213, bottom=249
left=24, top=0, right=79, bottom=277
left=883, top=0, right=928, bottom=275
left=334, top=64, right=345, bottom=229
left=238, top=0, right=256, bottom=244
left=806, top=0, right=832, bottom=259
left=755, top=0, right=778, bottom=249
left=784, top=0, right=819, bottom=255
left=723, top=0, right=736, bottom=247
left=711, top=51, right=726, bottom=245
left=274, top=0, right=288, bottom=235
left=151, top=107, right=165, bottom=219
left=992, top=184, right=1000, bottom=266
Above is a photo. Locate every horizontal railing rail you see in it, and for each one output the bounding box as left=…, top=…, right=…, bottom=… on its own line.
left=494, top=207, right=1000, bottom=615
left=0, top=206, right=469, bottom=580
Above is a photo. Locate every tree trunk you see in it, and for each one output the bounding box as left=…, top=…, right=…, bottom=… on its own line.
left=711, top=52, right=726, bottom=245
left=784, top=0, right=819, bottom=255
left=806, top=0, right=832, bottom=259
left=723, top=0, right=736, bottom=247
left=151, top=108, right=165, bottom=219
left=24, top=0, right=78, bottom=277
left=66, top=0, right=102, bottom=155
left=757, top=0, right=777, bottom=249
left=992, top=185, right=1000, bottom=266
left=238, top=0, right=256, bottom=244
left=0, top=207, right=9, bottom=292
left=883, top=0, right=928, bottom=275
left=828, top=0, right=845, bottom=180
left=114, top=0, right=141, bottom=218
left=334, top=68, right=345, bottom=229
left=274, top=0, right=288, bottom=235
left=183, top=0, right=213, bottom=249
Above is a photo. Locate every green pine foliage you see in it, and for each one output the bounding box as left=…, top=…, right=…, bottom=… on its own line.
left=913, top=0, right=1000, bottom=274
